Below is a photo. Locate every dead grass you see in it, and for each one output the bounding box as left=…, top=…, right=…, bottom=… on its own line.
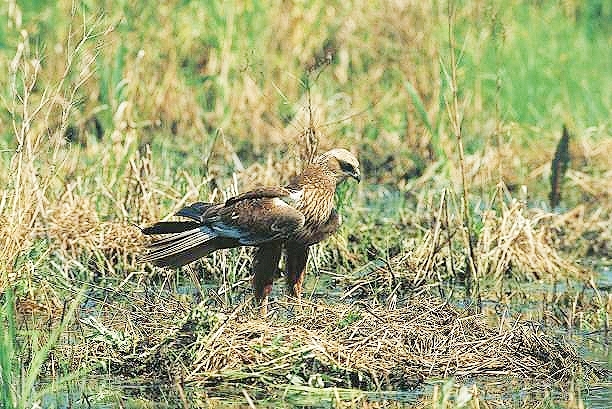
left=42, top=189, right=143, bottom=257
left=548, top=205, right=612, bottom=260
left=476, top=199, right=590, bottom=283
left=342, top=190, right=595, bottom=305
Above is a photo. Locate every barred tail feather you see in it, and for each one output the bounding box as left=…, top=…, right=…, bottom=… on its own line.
left=142, top=224, right=241, bottom=267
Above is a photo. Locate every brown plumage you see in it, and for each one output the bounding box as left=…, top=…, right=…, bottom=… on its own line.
left=142, top=148, right=361, bottom=314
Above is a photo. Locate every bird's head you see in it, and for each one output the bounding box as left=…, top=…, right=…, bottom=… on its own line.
left=315, top=148, right=361, bottom=183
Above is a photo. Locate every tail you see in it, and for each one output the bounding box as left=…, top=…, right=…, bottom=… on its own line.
left=141, top=222, right=238, bottom=267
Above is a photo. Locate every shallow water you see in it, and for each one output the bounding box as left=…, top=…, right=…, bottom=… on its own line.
left=35, top=377, right=612, bottom=408
left=598, top=266, right=612, bottom=288
left=585, top=384, right=612, bottom=409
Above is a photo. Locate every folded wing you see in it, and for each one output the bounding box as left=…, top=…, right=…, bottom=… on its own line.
left=142, top=188, right=305, bottom=267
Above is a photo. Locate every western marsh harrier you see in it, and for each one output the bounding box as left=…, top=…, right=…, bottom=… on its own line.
left=142, top=148, right=360, bottom=314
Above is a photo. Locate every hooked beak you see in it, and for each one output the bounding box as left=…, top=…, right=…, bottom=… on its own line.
left=351, top=170, right=361, bottom=183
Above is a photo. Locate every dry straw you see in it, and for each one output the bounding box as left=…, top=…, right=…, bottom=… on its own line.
left=343, top=189, right=593, bottom=304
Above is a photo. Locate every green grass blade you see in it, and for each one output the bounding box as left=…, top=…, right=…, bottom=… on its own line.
left=404, top=80, right=434, bottom=138
left=19, top=288, right=85, bottom=408
left=0, top=288, right=16, bottom=409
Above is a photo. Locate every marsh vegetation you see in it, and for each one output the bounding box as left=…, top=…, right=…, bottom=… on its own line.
left=1, top=0, right=611, bottom=407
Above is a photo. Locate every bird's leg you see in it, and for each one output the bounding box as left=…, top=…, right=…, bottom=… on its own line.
left=253, top=277, right=273, bottom=316
left=252, top=243, right=282, bottom=317
left=285, top=243, right=309, bottom=304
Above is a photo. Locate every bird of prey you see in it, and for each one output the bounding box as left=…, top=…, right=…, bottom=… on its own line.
left=142, top=148, right=360, bottom=315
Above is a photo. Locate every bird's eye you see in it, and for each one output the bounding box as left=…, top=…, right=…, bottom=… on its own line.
left=340, top=161, right=354, bottom=173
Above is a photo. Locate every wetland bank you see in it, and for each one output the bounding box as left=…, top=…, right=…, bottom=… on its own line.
left=1, top=1, right=611, bottom=407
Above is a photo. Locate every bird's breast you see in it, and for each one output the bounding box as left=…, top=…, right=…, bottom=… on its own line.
left=291, top=187, right=335, bottom=244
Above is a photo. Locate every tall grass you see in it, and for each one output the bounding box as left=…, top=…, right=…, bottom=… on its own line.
left=0, top=0, right=607, bottom=310
left=461, top=1, right=612, bottom=130
left=0, top=8, right=103, bottom=408
left=1, top=286, right=87, bottom=409
left=0, top=7, right=103, bottom=288
left=444, top=1, right=480, bottom=304
left=0, top=289, right=17, bottom=408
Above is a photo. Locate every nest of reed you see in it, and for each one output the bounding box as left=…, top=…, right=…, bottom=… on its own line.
left=58, top=288, right=603, bottom=392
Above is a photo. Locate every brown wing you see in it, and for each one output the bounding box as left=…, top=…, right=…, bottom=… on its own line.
left=208, top=196, right=305, bottom=245
left=225, top=187, right=296, bottom=206
left=142, top=187, right=305, bottom=267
